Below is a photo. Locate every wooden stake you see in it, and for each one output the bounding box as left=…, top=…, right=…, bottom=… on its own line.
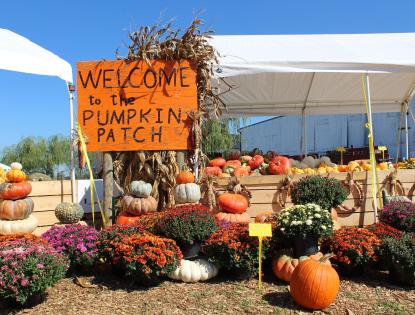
left=103, top=152, right=113, bottom=227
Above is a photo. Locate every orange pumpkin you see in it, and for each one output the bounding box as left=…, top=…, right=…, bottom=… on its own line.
left=254, top=211, right=274, bottom=223
left=290, top=254, right=340, bottom=310
left=337, top=165, right=348, bottom=172
left=204, top=166, right=222, bottom=176
left=0, top=197, right=34, bottom=220
left=233, top=166, right=251, bottom=177
left=209, top=157, right=226, bottom=168
left=0, top=181, right=32, bottom=200
left=217, top=193, right=249, bottom=214
left=6, top=169, right=26, bottom=183
left=224, top=160, right=242, bottom=168
left=176, top=171, right=195, bottom=184
left=116, top=211, right=141, bottom=225
left=215, top=212, right=250, bottom=223
left=121, top=195, right=158, bottom=215
left=272, top=252, right=327, bottom=283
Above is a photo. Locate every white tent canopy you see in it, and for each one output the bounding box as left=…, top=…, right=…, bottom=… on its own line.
left=0, top=28, right=72, bottom=82
left=210, top=33, right=415, bottom=116
left=0, top=28, right=75, bottom=201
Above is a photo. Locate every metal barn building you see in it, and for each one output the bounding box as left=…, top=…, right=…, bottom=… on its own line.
left=240, top=111, right=415, bottom=159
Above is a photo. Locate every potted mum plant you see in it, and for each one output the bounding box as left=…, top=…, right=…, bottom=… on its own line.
left=320, top=226, right=382, bottom=276
left=276, top=203, right=333, bottom=257
left=0, top=238, right=68, bottom=306
left=381, top=233, right=415, bottom=286
left=203, top=223, right=270, bottom=279
left=154, top=204, right=217, bottom=258
left=111, top=233, right=182, bottom=286
left=379, top=200, right=415, bottom=233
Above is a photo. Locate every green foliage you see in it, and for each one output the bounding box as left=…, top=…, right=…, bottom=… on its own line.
left=0, top=135, right=97, bottom=179
left=291, top=176, right=348, bottom=210
left=154, top=204, right=217, bottom=245
left=381, top=233, right=415, bottom=274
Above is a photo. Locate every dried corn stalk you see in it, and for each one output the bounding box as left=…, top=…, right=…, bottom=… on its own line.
left=113, top=19, right=224, bottom=208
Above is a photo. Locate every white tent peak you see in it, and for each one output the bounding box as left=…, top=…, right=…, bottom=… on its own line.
left=0, top=28, right=73, bottom=83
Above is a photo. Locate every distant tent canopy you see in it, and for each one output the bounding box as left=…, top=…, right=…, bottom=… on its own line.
left=210, top=33, right=415, bottom=116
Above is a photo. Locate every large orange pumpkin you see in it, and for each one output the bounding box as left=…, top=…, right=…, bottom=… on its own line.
left=268, top=156, right=291, bottom=175
left=209, top=157, right=226, bottom=168
left=116, top=211, right=141, bottom=225
left=272, top=252, right=326, bottom=283
left=0, top=181, right=32, bottom=200
left=290, top=254, right=340, bottom=310
left=0, top=197, right=34, bottom=220
left=217, top=193, right=249, bottom=214
left=215, top=212, right=250, bottom=223
left=121, top=195, right=158, bottom=215
left=176, top=171, right=195, bottom=184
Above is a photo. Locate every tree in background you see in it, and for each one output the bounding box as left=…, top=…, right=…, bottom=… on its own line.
left=202, top=118, right=248, bottom=157
left=0, top=135, right=97, bottom=178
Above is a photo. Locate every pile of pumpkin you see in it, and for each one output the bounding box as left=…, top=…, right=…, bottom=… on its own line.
left=0, top=163, right=38, bottom=235
left=116, top=171, right=219, bottom=283
left=273, top=251, right=340, bottom=310
left=203, top=151, right=392, bottom=178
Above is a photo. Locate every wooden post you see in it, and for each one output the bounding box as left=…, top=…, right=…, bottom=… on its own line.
left=177, top=151, right=186, bottom=171
left=103, top=152, right=113, bottom=226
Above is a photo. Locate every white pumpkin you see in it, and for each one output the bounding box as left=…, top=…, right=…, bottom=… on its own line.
left=289, top=159, right=300, bottom=168
left=302, top=156, right=319, bottom=168
left=130, top=180, right=152, bottom=198
left=174, top=183, right=201, bottom=204
left=10, top=162, right=23, bottom=170
left=168, top=258, right=219, bottom=282
left=0, top=214, right=38, bottom=235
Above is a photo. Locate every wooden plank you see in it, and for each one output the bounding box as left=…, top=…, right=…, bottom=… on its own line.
left=214, top=169, right=415, bottom=187
left=32, top=211, right=60, bottom=227
left=32, top=195, right=72, bottom=212
left=33, top=226, right=52, bottom=236
left=29, top=180, right=72, bottom=196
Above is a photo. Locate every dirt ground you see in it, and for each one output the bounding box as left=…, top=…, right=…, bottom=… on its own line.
left=1, top=270, right=414, bottom=315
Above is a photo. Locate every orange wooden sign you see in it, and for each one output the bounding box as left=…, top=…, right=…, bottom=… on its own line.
left=76, top=60, right=197, bottom=152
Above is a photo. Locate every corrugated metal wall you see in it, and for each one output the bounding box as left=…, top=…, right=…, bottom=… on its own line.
left=240, top=111, right=415, bottom=158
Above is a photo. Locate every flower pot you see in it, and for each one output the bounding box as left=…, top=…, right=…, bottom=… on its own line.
left=389, top=262, right=415, bottom=286
left=180, top=242, right=201, bottom=259
left=292, top=235, right=319, bottom=258
left=135, top=273, right=161, bottom=287
left=1, top=292, right=46, bottom=308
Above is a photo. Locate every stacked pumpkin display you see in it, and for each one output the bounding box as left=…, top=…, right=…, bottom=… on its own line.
left=0, top=163, right=38, bottom=235
left=116, top=180, right=158, bottom=225
left=215, top=186, right=251, bottom=224
left=174, top=171, right=201, bottom=204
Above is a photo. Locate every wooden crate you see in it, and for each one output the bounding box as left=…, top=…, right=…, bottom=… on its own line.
left=30, top=180, right=72, bottom=235
left=212, top=169, right=415, bottom=227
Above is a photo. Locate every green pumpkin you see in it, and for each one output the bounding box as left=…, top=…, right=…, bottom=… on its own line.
left=130, top=180, right=152, bottom=198
left=55, top=202, right=84, bottom=224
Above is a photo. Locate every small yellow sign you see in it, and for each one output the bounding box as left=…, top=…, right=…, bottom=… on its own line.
left=249, top=223, right=272, bottom=237
left=378, top=146, right=387, bottom=151
left=336, top=146, right=346, bottom=153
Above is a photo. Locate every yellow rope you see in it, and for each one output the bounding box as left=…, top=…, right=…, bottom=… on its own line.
left=77, top=125, right=106, bottom=226
left=361, top=75, right=383, bottom=212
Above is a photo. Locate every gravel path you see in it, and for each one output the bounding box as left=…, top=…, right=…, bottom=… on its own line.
left=1, top=271, right=414, bottom=315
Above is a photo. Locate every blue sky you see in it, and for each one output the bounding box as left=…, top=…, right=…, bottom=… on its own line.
left=1, top=0, right=415, bottom=149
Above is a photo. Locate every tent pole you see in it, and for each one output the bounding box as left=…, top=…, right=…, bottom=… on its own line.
left=395, top=103, right=404, bottom=163
left=301, top=73, right=315, bottom=157
left=364, top=73, right=378, bottom=222
left=405, top=102, right=409, bottom=160
left=68, top=84, right=76, bottom=203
